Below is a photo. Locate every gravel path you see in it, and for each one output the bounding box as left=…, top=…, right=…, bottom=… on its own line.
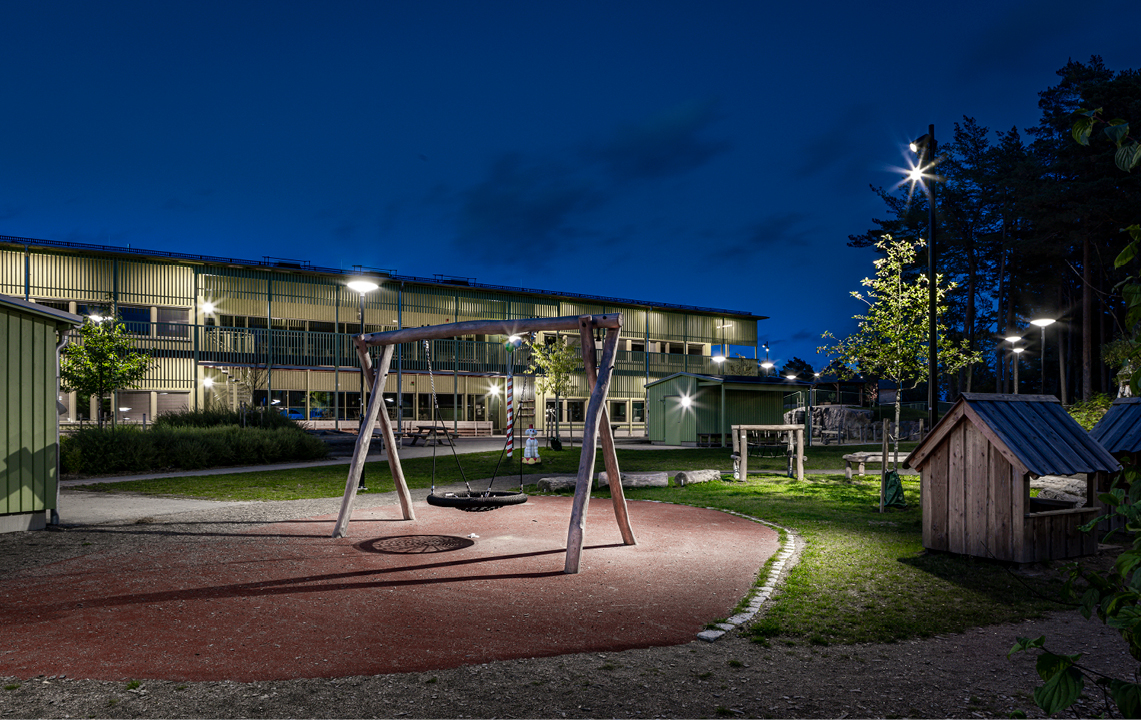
left=1, top=489, right=1137, bottom=719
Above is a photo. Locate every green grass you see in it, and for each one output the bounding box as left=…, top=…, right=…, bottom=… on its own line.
left=76, top=442, right=917, bottom=500
left=77, top=443, right=1066, bottom=647
left=621, top=474, right=1066, bottom=646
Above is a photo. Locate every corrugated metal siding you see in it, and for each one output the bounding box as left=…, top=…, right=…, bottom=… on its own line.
left=1090, top=398, right=1141, bottom=455
left=0, top=249, right=24, bottom=297
left=961, top=393, right=1121, bottom=476
left=29, top=252, right=111, bottom=301
left=1, top=307, right=59, bottom=516
left=118, top=260, right=193, bottom=306
left=645, top=375, right=699, bottom=442
left=648, top=310, right=686, bottom=342
left=200, top=269, right=270, bottom=318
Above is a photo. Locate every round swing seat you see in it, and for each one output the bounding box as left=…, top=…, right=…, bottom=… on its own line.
left=426, top=490, right=528, bottom=512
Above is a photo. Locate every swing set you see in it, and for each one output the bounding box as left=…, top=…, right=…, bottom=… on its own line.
left=331, top=313, right=637, bottom=574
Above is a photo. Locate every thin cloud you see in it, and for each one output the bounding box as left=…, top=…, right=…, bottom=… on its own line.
left=590, top=99, right=730, bottom=183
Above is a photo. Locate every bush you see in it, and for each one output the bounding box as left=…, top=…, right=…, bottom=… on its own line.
left=61, top=425, right=328, bottom=475
left=153, top=407, right=301, bottom=431
left=1066, top=393, right=1114, bottom=430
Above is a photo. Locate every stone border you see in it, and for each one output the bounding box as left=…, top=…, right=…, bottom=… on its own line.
left=693, top=509, right=802, bottom=642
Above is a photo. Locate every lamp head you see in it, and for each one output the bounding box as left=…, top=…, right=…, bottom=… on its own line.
left=1005, top=335, right=1022, bottom=343
left=760, top=361, right=774, bottom=370
left=347, top=280, right=379, bottom=295
left=785, top=374, right=797, bottom=380
left=910, top=134, right=931, bottom=155
left=1012, top=347, right=1025, bottom=355
left=712, top=355, right=726, bottom=364
left=1030, top=318, right=1056, bottom=328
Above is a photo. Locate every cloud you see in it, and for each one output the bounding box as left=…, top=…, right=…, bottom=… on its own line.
left=705, top=212, right=812, bottom=261
left=453, top=154, right=600, bottom=264
left=790, top=329, right=815, bottom=341
left=790, top=103, right=875, bottom=182
left=590, top=99, right=730, bottom=183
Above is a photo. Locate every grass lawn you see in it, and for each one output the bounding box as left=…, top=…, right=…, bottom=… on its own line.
left=77, top=443, right=1066, bottom=646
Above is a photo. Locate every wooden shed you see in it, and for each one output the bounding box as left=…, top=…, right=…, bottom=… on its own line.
left=645, top=373, right=809, bottom=446
left=1, top=294, right=81, bottom=533
left=906, top=393, right=1121, bottom=563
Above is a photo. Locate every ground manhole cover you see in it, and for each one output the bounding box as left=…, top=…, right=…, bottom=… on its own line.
left=356, top=534, right=476, bottom=554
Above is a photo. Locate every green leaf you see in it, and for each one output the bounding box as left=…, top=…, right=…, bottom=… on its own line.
left=1073, top=117, right=1095, bottom=145
left=1104, top=122, right=1131, bottom=147
left=1117, top=240, right=1139, bottom=269
left=1009, top=635, right=1045, bottom=659
left=1116, top=143, right=1141, bottom=173
left=1033, top=654, right=1084, bottom=716
left=1110, top=680, right=1141, bottom=718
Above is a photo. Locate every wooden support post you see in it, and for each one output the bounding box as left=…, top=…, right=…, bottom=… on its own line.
left=739, top=427, right=748, bottom=481
left=332, top=343, right=414, bottom=539
left=795, top=428, right=804, bottom=481
left=565, top=325, right=622, bottom=574
left=880, top=418, right=889, bottom=513
left=578, top=318, right=635, bottom=546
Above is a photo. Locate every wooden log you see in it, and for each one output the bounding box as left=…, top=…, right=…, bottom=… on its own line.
left=360, top=314, right=621, bottom=346
left=578, top=318, right=634, bottom=546
left=565, top=325, right=621, bottom=574
left=364, top=345, right=415, bottom=522
left=332, top=343, right=412, bottom=538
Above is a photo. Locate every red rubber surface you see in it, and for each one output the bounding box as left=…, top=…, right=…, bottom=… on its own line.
left=0, top=497, right=778, bottom=681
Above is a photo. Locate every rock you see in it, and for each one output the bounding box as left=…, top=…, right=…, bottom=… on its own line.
left=1036, top=489, right=1084, bottom=507
left=675, top=469, right=722, bottom=487
left=537, top=476, right=579, bottom=492
left=597, top=471, right=669, bottom=488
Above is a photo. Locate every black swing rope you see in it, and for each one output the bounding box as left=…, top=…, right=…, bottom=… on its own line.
left=422, top=339, right=526, bottom=511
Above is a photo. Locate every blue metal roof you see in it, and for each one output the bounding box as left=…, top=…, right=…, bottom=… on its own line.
left=955, top=393, right=1121, bottom=476
left=1090, top=397, right=1141, bottom=455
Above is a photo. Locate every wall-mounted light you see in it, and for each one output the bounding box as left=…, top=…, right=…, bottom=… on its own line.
left=202, top=302, right=216, bottom=314
left=681, top=396, right=692, bottom=408
left=203, top=377, right=215, bottom=388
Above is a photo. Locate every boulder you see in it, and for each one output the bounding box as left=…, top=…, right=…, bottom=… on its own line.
left=597, top=471, right=669, bottom=488
left=675, top=469, right=722, bottom=487
left=537, top=476, right=579, bottom=492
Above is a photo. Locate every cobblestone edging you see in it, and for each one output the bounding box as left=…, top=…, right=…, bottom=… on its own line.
left=693, top=509, right=802, bottom=642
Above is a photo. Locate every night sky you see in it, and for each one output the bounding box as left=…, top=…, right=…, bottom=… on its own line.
left=1, top=1, right=1134, bottom=368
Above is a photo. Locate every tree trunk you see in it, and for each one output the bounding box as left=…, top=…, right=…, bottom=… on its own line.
left=1057, top=285, right=1068, bottom=405
left=1083, top=235, right=1092, bottom=401
left=965, top=227, right=977, bottom=392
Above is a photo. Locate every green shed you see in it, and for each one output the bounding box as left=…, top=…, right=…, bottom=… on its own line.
left=1, top=294, right=81, bottom=533
left=645, top=373, right=810, bottom=446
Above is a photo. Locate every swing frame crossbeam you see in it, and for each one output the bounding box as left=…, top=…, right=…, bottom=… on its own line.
left=331, top=313, right=637, bottom=574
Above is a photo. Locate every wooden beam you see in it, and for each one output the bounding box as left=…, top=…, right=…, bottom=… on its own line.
left=579, top=318, right=635, bottom=546
left=332, top=343, right=410, bottom=539
left=360, top=314, right=622, bottom=346
left=362, top=342, right=415, bottom=522
left=565, top=324, right=622, bottom=574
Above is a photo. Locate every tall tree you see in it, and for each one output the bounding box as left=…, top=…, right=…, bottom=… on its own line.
left=526, top=335, right=580, bottom=443
left=820, top=235, right=980, bottom=460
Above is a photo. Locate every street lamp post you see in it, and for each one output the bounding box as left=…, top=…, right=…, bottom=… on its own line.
left=1030, top=318, right=1056, bottom=396
left=347, top=280, right=379, bottom=490
left=1004, top=335, right=1021, bottom=394
left=910, top=125, right=938, bottom=430
left=1012, top=347, right=1025, bottom=394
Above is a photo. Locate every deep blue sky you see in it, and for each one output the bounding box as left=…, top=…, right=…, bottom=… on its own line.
left=1, top=1, right=1134, bottom=369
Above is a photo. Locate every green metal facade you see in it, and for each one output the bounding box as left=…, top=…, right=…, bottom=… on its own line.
left=0, top=236, right=763, bottom=431
left=1, top=296, right=78, bottom=527
left=646, top=374, right=793, bottom=444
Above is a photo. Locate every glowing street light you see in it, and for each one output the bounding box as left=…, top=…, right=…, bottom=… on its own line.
left=1030, top=317, right=1056, bottom=395
left=908, top=124, right=939, bottom=430
left=348, top=278, right=379, bottom=491
left=1005, top=336, right=1022, bottom=394
left=760, top=361, right=774, bottom=377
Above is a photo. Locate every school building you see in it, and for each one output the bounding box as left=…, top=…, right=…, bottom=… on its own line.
left=0, top=234, right=765, bottom=436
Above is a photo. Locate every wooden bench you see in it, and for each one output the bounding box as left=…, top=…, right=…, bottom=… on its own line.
left=843, top=451, right=910, bottom=479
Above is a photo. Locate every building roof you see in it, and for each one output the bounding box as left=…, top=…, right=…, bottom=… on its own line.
left=0, top=293, right=82, bottom=326
left=0, top=234, right=764, bottom=320
left=907, top=393, right=1121, bottom=477
left=1090, top=397, right=1141, bottom=455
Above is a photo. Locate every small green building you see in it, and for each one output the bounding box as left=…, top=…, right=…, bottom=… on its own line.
left=645, top=373, right=810, bottom=446
left=1, top=294, right=81, bottom=533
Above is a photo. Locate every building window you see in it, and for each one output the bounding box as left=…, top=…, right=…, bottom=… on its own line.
left=157, top=307, right=188, bottom=337
left=610, top=401, right=627, bottom=423
left=566, top=400, right=585, bottom=423
left=632, top=401, right=645, bottom=422
left=118, top=305, right=150, bottom=335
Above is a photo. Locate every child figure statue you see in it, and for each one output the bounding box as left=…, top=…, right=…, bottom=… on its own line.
left=522, top=424, right=541, bottom=465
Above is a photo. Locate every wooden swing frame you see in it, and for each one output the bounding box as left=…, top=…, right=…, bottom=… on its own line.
left=331, top=313, right=637, bottom=574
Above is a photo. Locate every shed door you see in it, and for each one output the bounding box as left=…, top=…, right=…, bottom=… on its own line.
left=664, top=396, right=685, bottom=445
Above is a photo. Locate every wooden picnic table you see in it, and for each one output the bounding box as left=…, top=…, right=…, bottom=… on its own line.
left=843, top=451, right=909, bottom=479
left=400, top=425, right=456, bottom=446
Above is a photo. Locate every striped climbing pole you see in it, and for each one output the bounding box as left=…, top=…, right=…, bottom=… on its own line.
left=505, top=375, right=514, bottom=453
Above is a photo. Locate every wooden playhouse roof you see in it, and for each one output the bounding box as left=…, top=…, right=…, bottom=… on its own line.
left=1090, top=397, right=1141, bottom=455
left=907, top=393, right=1120, bottom=478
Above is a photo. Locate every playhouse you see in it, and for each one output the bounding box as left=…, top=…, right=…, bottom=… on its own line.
left=906, top=393, right=1120, bottom=562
